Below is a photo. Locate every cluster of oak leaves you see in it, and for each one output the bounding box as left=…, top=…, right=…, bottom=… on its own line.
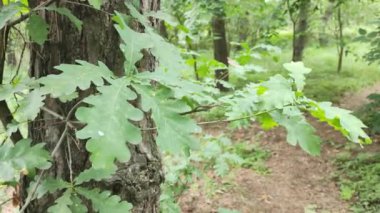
left=0, top=2, right=372, bottom=212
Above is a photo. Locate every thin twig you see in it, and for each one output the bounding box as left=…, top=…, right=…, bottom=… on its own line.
left=180, top=104, right=219, bottom=115
left=40, top=107, right=65, bottom=120
left=197, top=115, right=255, bottom=125
left=19, top=101, right=83, bottom=212
left=10, top=26, right=27, bottom=83
left=63, top=0, right=113, bottom=15
left=19, top=125, right=68, bottom=213
left=0, top=198, right=12, bottom=207
left=6, top=0, right=55, bottom=28
left=141, top=107, right=282, bottom=131
left=40, top=106, right=75, bottom=129
left=66, top=138, right=73, bottom=183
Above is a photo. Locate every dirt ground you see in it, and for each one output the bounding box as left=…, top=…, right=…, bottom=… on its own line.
left=179, top=84, right=380, bottom=213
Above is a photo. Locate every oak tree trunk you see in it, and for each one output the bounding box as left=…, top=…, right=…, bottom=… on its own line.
left=22, top=0, right=163, bottom=212
left=212, top=12, right=229, bottom=91
left=292, top=0, right=310, bottom=62
left=336, top=5, right=344, bottom=73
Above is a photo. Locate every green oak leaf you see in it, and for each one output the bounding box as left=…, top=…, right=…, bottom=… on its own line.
left=149, top=32, right=188, bottom=72
left=114, top=12, right=153, bottom=73
left=47, top=190, right=73, bottom=213
left=125, top=3, right=187, bottom=72
left=258, top=75, right=295, bottom=110
left=115, top=9, right=187, bottom=73
left=0, top=2, right=21, bottom=29
left=75, top=79, right=143, bottom=168
left=145, top=10, right=178, bottom=26
left=273, top=108, right=321, bottom=156
left=257, top=113, right=278, bottom=130
left=135, top=68, right=204, bottom=98
left=38, top=60, right=113, bottom=98
left=0, top=139, right=51, bottom=182
left=15, top=89, right=45, bottom=120
left=283, top=61, right=311, bottom=91
left=134, top=85, right=201, bottom=154
left=88, top=0, right=102, bottom=9
left=308, top=101, right=371, bottom=144
left=0, top=82, right=28, bottom=101
left=70, top=194, right=88, bottom=213
left=32, top=177, right=71, bottom=199
left=75, top=167, right=117, bottom=185
left=76, top=187, right=132, bottom=213
left=27, top=14, right=49, bottom=45
left=45, top=5, right=82, bottom=31
left=223, top=83, right=260, bottom=120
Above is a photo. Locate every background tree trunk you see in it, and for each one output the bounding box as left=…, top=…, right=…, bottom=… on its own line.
left=292, top=0, right=310, bottom=62
left=318, top=0, right=335, bottom=47
left=336, top=4, right=344, bottom=73
left=212, top=12, right=229, bottom=91
left=22, top=0, right=163, bottom=212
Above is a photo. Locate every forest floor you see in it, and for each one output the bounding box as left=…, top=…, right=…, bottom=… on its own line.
left=179, top=83, right=380, bottom=213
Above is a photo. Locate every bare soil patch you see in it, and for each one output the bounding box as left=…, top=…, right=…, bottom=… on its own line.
left=180, top=83, right=380, bottom=213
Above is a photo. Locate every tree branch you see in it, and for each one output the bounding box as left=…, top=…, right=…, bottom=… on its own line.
left=5, top=0, right=55, bottom=28
left=179, top=104, right=219, bottom=115
left=19, top=100, right=82, bottom=212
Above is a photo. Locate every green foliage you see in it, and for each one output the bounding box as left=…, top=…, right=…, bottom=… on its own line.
left=76, top=187, right=133, bottom=213
left=88, top=0, right=102, bottom=10
left=249, top=45, right=380, bottom=102
left=47, top=190, right=76, bottom=213
left=26, top=14, right=48, bottom=45
left=0, top=2, right=22, bottom=29
left=0, top=79, right=30, bottom=101
left=33, top=178, right=71, bottom=199
left=0, top=139, right=51, bottom=182
left=44, top=5, right=83, bottom=31
left=134, top=85, right=200, bottom=154
left=115, top=6, right=187, bottom=73
left=224, top=61, right=371, bottom=154
left=283, top=61, right=311, bottom=91
left=38, top=60, right=113, bottom=98
left=76, top=79, right=143, bottom=169
left=0, top=2, right=376, bottom=212
left=356, top=93, right=380, bottom=134
left=74, top=167, right=116, bottom=185
left=15, top=89, right=44, bottom=120
left=334, top=152, right=380, bottom=213
left=259, top=75, right=295, bottom=110
left=160, top=134, right=270, bottom=212
left=308, top=101, right=371, bottom=144
left=272, top=108, right=321, bottom=155
left=356, top=17, right=380, bottom=64
left=201, top=135, right=245, bottom=176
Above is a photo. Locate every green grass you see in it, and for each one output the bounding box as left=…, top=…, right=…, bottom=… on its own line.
left=234, top=43, right=380, bottom=103
left=333, top=151, right=380, bottom=213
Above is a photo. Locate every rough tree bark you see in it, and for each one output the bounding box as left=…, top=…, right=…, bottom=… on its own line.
left=292, top=0, right=311, bottom=62
left=212, top=8, right=229, bottom=91
left=22, top=0, right=163, bottom=212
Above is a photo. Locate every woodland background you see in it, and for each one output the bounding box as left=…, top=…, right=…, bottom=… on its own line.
left=0, top=0, right=380, bottom=212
